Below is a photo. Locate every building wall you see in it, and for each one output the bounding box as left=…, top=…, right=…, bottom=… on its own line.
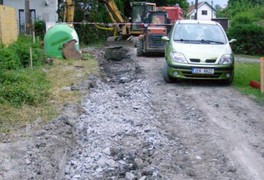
left=0, top=5, right=18, bottom=45
left=3, top=0, right=58, bottom=32
left=189, top=3, right=216, bottom=20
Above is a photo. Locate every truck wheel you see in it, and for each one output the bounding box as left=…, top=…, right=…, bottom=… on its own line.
left=163, top=62, right=174, bottom=83
left=137, top=40, right=144, bottom=56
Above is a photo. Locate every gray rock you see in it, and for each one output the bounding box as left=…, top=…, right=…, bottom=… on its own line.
left=25, top=158, right=31, bottom=165
left=126, top=172, right=136, bottom=180
left=103, top=147, right=111, bottom=156
left=139, top=176, right=147, bottom=180
left=134, top=158, right=144, bottom=169
left=106, top=159, right=117, bottom=167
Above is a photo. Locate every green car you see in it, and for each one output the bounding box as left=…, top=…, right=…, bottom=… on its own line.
left=162, top=20, right=236, bottom=84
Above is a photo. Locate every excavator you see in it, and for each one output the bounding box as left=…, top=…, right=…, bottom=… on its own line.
left=61, top=0, right=183, bottom=55
left=55, top=0, right=183, bottom=59
left=64, top=0, right=156, bottom=40
left=98, top=0, right=156, bottom=41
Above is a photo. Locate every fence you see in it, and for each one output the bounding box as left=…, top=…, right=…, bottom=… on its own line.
left=0, top=5, right=18, bottom=45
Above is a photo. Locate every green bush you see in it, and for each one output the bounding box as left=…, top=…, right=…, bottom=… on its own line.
left=9, top=35, right=46, bottom=67
left=228, top=24, right=264, bottom=55
left=75, top=24, right=112, bottom=45
left=0, top=69, right=50, bottom=107
left=230, top=12, right=256, bottom=27
left=34, top=20, right=46, bottom=40
left=0, top=35, right=50, bottom=107
left=253, top=6, right=264, bottom=21
left=0, top=48, right=22, bottom=70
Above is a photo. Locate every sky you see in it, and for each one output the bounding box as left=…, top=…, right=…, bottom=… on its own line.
left=187, top=0, right=228, bottom=8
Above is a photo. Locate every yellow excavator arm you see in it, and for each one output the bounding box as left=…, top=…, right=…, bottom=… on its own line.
left=98, top=0, right=125, bottom=23
left=64, top=0, right=75, bottom=23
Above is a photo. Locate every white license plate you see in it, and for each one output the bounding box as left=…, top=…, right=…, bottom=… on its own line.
left=192, top=68, right=214, bottom=74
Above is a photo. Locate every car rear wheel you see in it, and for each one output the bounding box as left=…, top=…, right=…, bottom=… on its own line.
left=163, top=62, right=174, bottom=83
left=137, top=40, right=144, bottom=56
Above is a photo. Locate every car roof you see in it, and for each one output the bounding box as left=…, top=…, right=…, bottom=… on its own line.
left=176, top=20, right=218, bottom=25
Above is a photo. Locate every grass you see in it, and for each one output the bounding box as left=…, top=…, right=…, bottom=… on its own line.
left=233, top=61, right=264, bottom=104
left=0, top=56, right=99, bottom=134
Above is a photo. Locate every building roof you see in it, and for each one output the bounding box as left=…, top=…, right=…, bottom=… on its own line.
left=187, top=1, right=215, bottom=16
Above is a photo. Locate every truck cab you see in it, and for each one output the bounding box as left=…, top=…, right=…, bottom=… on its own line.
left=137, top=11, right=170, bottom=56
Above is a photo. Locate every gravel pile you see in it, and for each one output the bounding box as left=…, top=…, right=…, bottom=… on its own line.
left=64, top=48, right=175, bottom=179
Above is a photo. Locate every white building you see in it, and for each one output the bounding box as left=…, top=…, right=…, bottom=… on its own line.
left=187, top=1, right=216, bottom=20
left=3, top=0, right=58, bottom=33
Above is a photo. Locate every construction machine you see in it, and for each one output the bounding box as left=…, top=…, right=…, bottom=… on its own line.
left=136, top=5, right=183, bottom=56
left=98, top=0, right=127, bottom=40
left=62, top=0, right=158, bottom=42
left=98, top=0, right=156, bottom=41
left=130, top=2, right=156, bottom=36
left=64, top=0, right=75, bottom=24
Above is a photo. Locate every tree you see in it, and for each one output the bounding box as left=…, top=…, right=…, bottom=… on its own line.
left=228, top=0, right=263, bottom=6
left=214, top=4, right=222, bottom=12
left=224, top=0, right=264, bottom=55
left=167, top=0, right=189, bottom=11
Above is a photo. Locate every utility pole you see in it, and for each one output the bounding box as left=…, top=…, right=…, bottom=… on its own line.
left=25, top=0, right=32, bottom=35
left=211, top=1, right=214, bottom=19
left=194, top=0, right=198, bottom=20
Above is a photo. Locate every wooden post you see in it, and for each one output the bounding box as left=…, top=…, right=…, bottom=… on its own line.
left=30, top=47, right=33, bottom=68
left=25, top=0, right=31, bottom=35
left=260, top=57, right=264, bottom=93
left=33, top=31, right=35, bottom=44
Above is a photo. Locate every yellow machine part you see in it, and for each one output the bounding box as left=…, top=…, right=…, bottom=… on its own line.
left=64, top=0, right=75, bottom=23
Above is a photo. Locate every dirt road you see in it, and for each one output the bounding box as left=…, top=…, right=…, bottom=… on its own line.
left=1, top=47, right=264, bottom=180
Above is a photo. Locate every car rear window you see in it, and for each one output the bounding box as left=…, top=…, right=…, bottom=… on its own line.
left=173, top=23, right=227, bottom=44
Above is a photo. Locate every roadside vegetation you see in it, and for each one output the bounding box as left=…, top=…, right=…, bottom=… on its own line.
left=217, top=0, right=264, bottom=56
left=233, top=61, right=264, bottom=104
left=216, top=0, right=264, bottom=101
left=0, top=36, right=99, bottom=133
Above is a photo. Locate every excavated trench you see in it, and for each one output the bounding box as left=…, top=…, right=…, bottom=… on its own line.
left=1, top=46, right=264, bottom=180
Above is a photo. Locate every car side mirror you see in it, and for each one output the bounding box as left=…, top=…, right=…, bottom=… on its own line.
left=162, top=36, right=170, bottom=42
left=229, top=39, right=237, bottom=43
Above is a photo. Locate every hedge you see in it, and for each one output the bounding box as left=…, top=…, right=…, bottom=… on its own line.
left=227, top=24, right=264, bottom=55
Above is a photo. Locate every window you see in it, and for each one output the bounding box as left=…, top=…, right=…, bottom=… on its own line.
left=201, top=10, right=207, bottom=15
left=173, top=24, right=226, bottom=44
left=152, top=15, right=165, bottom=24
left=19, top=9, right=36, bottom=33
